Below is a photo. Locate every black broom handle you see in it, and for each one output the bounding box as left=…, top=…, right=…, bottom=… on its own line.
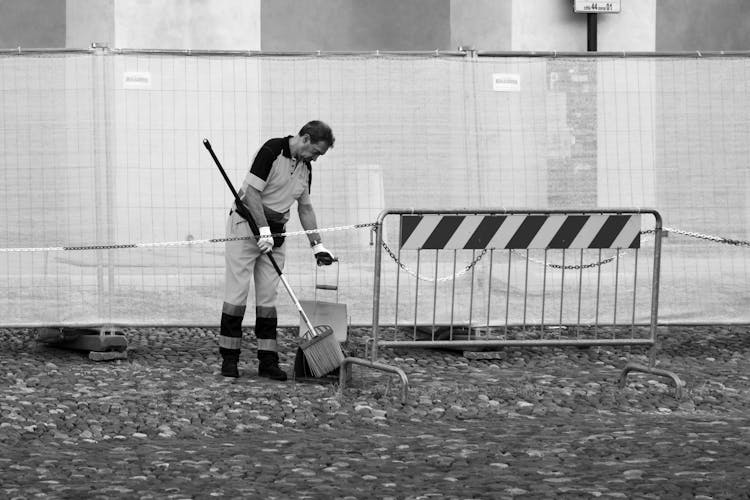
left=202, top=139, right=284, bottom=276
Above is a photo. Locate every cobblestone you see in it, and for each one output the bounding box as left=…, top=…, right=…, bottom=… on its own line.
left=0, top=325, right=749, bottom=498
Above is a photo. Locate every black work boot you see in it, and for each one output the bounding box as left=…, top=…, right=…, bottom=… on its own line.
left=219, top=311, right=243, bottom=378
left=220, top=348, right=240, bottom=378
left=258, top=350, right=287, bottom=381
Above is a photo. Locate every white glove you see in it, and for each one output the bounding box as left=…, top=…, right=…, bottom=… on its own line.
left=312, top=242, right=335, bottom=266
left=257, top=226, right=274, bottom=254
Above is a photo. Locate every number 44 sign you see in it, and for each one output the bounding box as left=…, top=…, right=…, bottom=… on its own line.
left=574, top=0, right=621, bottom=13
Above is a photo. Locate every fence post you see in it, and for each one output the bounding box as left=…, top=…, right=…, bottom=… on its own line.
left=91, top=43, right=115, bottom=322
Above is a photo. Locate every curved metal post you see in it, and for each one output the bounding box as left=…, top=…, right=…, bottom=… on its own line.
left=338, top=357, right=409, bottom=403
left=619, top=361, right=685, bottom=399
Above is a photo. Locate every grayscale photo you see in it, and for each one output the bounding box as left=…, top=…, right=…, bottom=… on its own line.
left=1, top=0, right=749, bottom=498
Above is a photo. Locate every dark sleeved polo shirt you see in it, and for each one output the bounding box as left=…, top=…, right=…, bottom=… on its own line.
left=238, top=136, right=312, bottom=224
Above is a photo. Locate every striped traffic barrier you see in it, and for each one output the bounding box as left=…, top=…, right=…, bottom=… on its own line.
left=399, top=213, right=642, bottom=250
left=370, top=209, right=683, bottom=396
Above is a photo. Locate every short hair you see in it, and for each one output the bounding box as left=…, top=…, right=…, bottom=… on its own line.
left=299, top=120, right=335, bottom=148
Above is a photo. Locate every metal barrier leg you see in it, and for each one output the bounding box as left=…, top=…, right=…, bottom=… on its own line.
left=338, top=357, right=409, bottom=404
left=618, top=361, right=685, bottom=399
left=364, top=337, right=375, bottom=360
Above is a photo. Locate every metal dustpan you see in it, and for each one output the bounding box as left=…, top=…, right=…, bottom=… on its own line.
left=298, top=259, right=348, bottom=344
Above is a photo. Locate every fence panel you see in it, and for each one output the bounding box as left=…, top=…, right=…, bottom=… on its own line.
left=0, top=49, right=748, bottom=326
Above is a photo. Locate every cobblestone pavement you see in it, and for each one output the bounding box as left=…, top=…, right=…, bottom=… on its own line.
left=1, top=325, right=750, bottom=499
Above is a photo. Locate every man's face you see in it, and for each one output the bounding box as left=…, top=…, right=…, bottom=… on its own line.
left=299, top=135, right=329, bottom=162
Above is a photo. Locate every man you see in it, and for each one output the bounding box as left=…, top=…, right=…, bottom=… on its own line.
left=219, top=120, right=336, bottom=380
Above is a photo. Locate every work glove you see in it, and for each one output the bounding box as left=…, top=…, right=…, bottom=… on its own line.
left=257, top=226, right=274, bottom=254
left=312, top=242, right=335, bottom=266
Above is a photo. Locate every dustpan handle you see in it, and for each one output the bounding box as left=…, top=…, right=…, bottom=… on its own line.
left=314, top=258, right=339, bottom=302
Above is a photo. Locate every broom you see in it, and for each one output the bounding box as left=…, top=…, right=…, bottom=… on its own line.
left=203, top=139, right=345, bottom=377
left=296, top=324, right=345, bottom=378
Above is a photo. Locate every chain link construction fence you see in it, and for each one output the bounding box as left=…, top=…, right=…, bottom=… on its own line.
left=0, top=48, right=748, bottom=327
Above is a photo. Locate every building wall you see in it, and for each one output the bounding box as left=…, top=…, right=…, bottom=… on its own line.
left=512, top=0, right=655, bottom=52
left=3, top=0, right=750, bottom=52
left=598, top=0, right=656, bottom=52
left=656, top=0, right=750, bottom=51
left=113, top=0, right=260, bottom=50
left=260, top=0, right=450, bottom=52
left=512, top=0, right=588, bottom=52
left=66, top=0, right=114, bottom=48
left=450, top=0, right=511, bottom=51
left=0, top=0, right=66, bottom=48
left=64, top=0, right=259, bottom=50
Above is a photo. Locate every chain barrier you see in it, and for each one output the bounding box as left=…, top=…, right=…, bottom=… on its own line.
left=379, top=231, right=653, bottom=281
left=0, top=219, right=748, bottom=278
left=380, top=240, right=489, bottom=282
left=663, top=226, right=750, bottom=247
left=512, top=230, right=657, bottom=270
left=0, top=223, right=377, bottom=253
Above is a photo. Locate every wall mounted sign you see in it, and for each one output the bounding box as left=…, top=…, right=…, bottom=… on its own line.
left=574, top=0, right=621, bottom=13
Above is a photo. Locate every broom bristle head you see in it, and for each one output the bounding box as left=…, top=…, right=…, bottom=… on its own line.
left=299, top=329, right=344, bottom=377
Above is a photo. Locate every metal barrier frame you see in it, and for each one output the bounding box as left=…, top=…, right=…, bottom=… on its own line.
left=370, top=208, right=683, bottom=396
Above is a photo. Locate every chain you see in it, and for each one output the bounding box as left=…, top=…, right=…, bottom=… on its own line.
left=515, top=250, right=617, bottom=270
left=1, top=221, right=748, bottom=257
left=0, top=223, right=377, bottom=253
left=663, top=226, right=750, bottom=247
left=380, top=229, right=658, bottom=277
left=380, top=226, right=749, bottom=277
left=212, top=222, right=377, bottom=245
left=380, top=240, right=489, bottom=282
left=513, top=231, right=657, bottom=270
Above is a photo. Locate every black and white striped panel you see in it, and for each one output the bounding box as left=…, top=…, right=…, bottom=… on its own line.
left=399, top=214, right=641, bottom=250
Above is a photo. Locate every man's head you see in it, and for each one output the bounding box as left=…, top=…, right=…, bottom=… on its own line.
left=297, top=120, right=335, bottom=162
